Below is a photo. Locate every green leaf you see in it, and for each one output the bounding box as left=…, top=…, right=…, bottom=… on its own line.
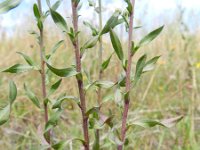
left=143, top=56, right=160, bottom=72
left=0, top=105, right=10, bottom=126
left=1, top=64, right=36, bottom=73
left=33, top=3, right=40, bottom=19
left=46, top=63, right=78, bottom=78
left=37, top=19, right=43, bottom=30
left=138, top=25, right=164, bottom=48
left=17, top=52, right=38, bottom=67
left=48, top=79, right=62, bottom=97
left=88, top=0, right=96, bottom=7
left=50, top=40, right=64, bottom=55
left=81, top=36, right=99, bottom=51
left=24, top=83, right=40, bottom=108
left=108, top=128, right=123, bottom=145
left=83, top=21, right=98, bottom=36
left=46, top=40, right=64, bottom=60
left=114, top=88, right=122, bottom=106
left=44, top=109, right=62, bottom=133
left=9, top=80, right=17, bottom=105
left=51, top=0, right=62, bottom=10
left=134, top=54, right=147, bottom=83
left=124, top=0, right=132, bottom=14
left=50, top=9, right=68, bottom=32
left=52, top=141, right=68, bottom=150
left=52, top=95, right=79, bottom=109
left=110, top=29, right=124, bottom=61
left=100, top=10, right=121, bottom=35
left=101, top=53, right=113, bottom=71
left=95, top=80, right=115, bottom=89
left=127, top=116, right=183, bottom=129
left=0, top=0, right=21, bottom=14
left=86, top=106, right=100, bottom=117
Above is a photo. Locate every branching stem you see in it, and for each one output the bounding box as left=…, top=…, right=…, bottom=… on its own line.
left=118, top=0, right=135, bottom=149
left=71, top=1, right=89, bottom=149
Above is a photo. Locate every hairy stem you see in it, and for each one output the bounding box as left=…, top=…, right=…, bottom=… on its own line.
left=37, top=0, right=50, bottom=146
left=118, top=0, right=135, bottom=149
left=95, top=0, right=103, bottom=148
left=71, top=1, right=89, bottom=149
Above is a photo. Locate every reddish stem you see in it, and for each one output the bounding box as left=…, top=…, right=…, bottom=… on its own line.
left=37, top=0, right=51, bottom=147
left=71, top=1, right=90, bottom=150
left=118, top=0, right=135, bottom=150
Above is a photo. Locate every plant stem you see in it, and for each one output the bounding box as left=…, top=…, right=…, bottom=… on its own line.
left=97, top=0, right=103, bottom=106
left=96, top=0, right=103, bottom=148
left=118, top=0, right=135, bottom=149
left=37, top=0, right=50, bottom=146
left=71, top=1, right=89, bottom=149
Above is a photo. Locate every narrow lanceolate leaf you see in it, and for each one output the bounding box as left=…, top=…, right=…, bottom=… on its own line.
left=51, top=0, right=62, bottom=10
left=101, top=53, right=113, bottom=71
left=81, top=36, right=99, bottom=51
left=48, top=79, right=62, bottom=96
left=83, top=21, right=98, bottom=36
left=17, top=52, right=37, bottom=67
left=24, top=84, right=40, bottom=108
left=44, top=109, right=62, bottom=133
left=0, top=105, right=10, bottom=126
left=1, top=64, right=35, bottom=73
left=46, top=63, right=78, bottom=78
left=100, top=10, right=121, bottom=35
left=124, top=0, right=133, bottom=14
left=0, top=0, right=21, bottom=14
left=86, top=106, right=100, bottom=117
left=50, top=40, right=64, bottom=55
left=52, top=141, right=68, bottom=150
left=9, top=80, right=17, bottom=105
left=134, top=54, right=147, bottom=83
left=33, top=3, right=40, bottom=19
left=143, top=56, right=160, bottom=72
left=52, top=95, right=79, bottom=109
left=50, top=9, right=68, bottom=32
left=138, top=26, right=164, bottom=48
left=110, top=29, right=124, bottom=61
left=88, top=0, right=96, bottom=7
left=127, top=116, right=183, bottom=129
left=95, top=80, right=115, bottom=89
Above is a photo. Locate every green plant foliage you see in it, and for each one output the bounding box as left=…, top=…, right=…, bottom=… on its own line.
left=24, top=83, right=40, bottom=108
left=0, top=81, right=17, bottom=126
left=101, top=53, right=113, bottom=71
left=127, top=116, right=183, bottom=129
left=83, top=21, right=98, bottom=36
left=48, top=79, right=62, bottom=97
left=17, top=52, right=38, bottom=67
left=81, top=36, right=99, bottom=51
left=135, top=26, right=164, bottom=50
left=0, top=0, right=21, bottom=14
left=100, top=10, right=121, bottom=35
left=33, top=4, right=41, bottom=19
left=46, top=63, right=78, bottom=77
left=110, top=29, right=124, bottom=61
left=50, top=9, right=68, bottom=32
left=0, top=105, right=10, bottom=126
left=9, top=80, right=17, bottom=105
left=1, top=64, right=37, bottom=73
left=52, top=95, right=79, bottom=109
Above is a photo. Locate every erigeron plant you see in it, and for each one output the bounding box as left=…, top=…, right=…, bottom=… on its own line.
left=0, top=0, right=20, bottom=126
left=0, top=0, right=65, bottom=148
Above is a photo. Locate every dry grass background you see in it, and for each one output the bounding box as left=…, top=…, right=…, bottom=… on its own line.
left=0, top=6, right=200, bottom=150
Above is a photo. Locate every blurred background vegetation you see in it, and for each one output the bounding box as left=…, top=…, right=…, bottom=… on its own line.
left=0, top=0, right=200, bottom=149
